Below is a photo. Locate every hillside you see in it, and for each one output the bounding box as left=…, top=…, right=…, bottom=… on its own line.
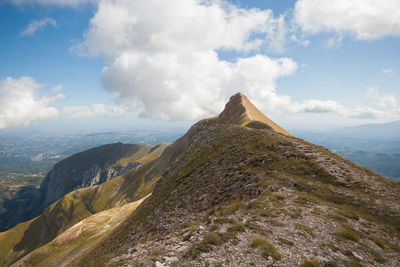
left=9, top=195, right=149, bottom=267
left=4, top=93, right=400, bottom=266
left=0, top=143, right=169, bottom=265
left=0, top=142, right=151, bottom=232
left=78, top=93, right=400, bottom=266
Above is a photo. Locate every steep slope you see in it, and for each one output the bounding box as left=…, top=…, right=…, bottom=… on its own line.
left=12, top=195, right=149, bottom=267
left=0, top=143, right=150, bottom=232
left=216, top=92, right=292, bottom=136
left=0, top=143, right=169, bottom=266
left=72, top=93, right=400, bottom=266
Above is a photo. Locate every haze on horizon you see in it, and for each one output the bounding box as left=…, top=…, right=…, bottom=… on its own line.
left=1, top=0, right=399, bottom=132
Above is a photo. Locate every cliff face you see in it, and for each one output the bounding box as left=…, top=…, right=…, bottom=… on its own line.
left=0, top=143, right=151, bottom=232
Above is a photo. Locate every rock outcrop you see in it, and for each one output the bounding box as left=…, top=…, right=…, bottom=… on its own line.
left=217, top=92, right=292, bottom=136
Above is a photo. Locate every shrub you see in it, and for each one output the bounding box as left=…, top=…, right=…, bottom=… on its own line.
left=270, top=192, right=286, bottom=201
left=250, top=235, right=281, bottom=260
left=278, top=238, right=294, bottom=246
left=185, top=232, right=223, bottom=258
left=301, top=259, right=322, bottom=267
left=203, top=232, right=223, bottom=246
left=336, top=227, right=360, bottom=242
left=371, top=237, right=386, bottom=248
left=223, top=200, right=246, bottom=215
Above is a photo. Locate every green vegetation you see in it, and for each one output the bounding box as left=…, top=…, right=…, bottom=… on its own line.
left=186, top=232, right=224, bottom=258
left=0, top=157, right=54, bottom=175
left=270, top=192, right=286, bottom=201
left=335, top=226, right=361, bottom=242
left=250, top=235, right=281, bottom=261
left=372, top=237, right=386, bottom=248
left=222, top=200, right=247, bottom=215
left=301, top=258, right=322, bottom=267
left=278, top=238, right=294, bottom=246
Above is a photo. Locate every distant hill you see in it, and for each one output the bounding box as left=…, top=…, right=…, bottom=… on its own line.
left=294, top=121, right=400, bottom=181
left=337, top=150, right=400, bottom=181
left=337, top=120, right=400, bottom=139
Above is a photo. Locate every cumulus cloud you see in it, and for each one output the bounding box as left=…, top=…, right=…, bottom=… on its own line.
left=382, top=69, right=395, bottom=76
left=351, top=106, right=385, bottom=119
left=71, top=0, right=396, bottom=122
left=20, top=17, right=56, bottom=37
left=294, top=0, right=400, bottom=40
left=296, top=99, right=348, bottom=114
left=291, top=97, right=394, bottom=119
left=0, top=77, right=64, bottom=129
left=8, top=0, right=95, bottom=7
left=73, top=0, right=299, bottom=121
left=366, top=87, right=397, bottom=108
left=64, top=104, right=125, bottom=118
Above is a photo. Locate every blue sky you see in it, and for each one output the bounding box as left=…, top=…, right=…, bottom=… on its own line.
left=0, top=0, right=399, bottom=132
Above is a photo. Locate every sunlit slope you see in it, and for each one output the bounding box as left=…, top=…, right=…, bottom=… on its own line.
left=12, top=195, right=149, bottom=267
left=0, top=189, right=95, bottom=266
left=216, top=92, right=292, bottom=136
left=0, top=143, right=169, bottom=266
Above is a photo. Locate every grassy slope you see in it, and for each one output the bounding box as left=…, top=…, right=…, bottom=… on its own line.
left=77, top=123, right=400, bottom=266
left=13, top=195, right=149, bottom=267
left=0, top=143, right=169, bottom=266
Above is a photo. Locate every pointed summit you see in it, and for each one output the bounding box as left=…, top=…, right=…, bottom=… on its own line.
left=217, top=92, right=292, bottom=136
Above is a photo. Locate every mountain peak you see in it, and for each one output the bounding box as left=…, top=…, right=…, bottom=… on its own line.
left=217, top=92, right=292, bottom=136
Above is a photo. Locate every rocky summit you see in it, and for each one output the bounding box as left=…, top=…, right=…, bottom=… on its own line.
left=1, top=93, right=400, bottom=267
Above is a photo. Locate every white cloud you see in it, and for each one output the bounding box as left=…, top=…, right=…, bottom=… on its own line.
left=292, top=98, right=395, bottom=120
left=326, top=36, right=343, bottom=49
left=366, top=87, right=397, bottom=108
left=0, top=77, right=64, bottom=129
left=382, top=68, right=395, bottom=76
left=8, top=0, right=95, bottom=7
left=71, top=0, right=398, bottom=122
left=296, top=99, right=348, bottom=114
left=20, top=17, right=56, bottom=37
left=294, top=0, right=400, bottom=40
left=351, top=106, right=385, bottom=119
left=73, top=0, right=297, bottom=121
left=64, top=104, right=125, bottom=118
left=268, top=15, right=287, bottom=53
left=290, top=34, right=310, bottom=47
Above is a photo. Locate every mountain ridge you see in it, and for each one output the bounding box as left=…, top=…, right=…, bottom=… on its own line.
left=72, top=93, right=400, bottom=266
left=3, top=92, right=400, bottom=266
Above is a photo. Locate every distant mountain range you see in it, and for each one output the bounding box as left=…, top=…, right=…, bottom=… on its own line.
left=294, top=120, right=400, bottom=181
left=337, top=120, right=400, bottom=139
left=1, top=93, right=399, bottom=266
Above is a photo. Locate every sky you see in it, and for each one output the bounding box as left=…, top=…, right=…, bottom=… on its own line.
left=0, top=0, right=399, bottom=132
